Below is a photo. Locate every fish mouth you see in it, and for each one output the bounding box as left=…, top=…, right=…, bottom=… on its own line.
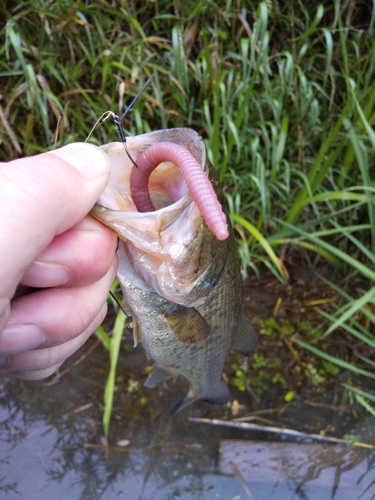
left=95, top=128, right=206, bottom=217
left=91, top=129, right=211, bottom=252
left=92, top=127, right=228, bottom=242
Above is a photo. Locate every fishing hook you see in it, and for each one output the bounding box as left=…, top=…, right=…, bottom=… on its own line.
left=113, top=75, right=153, bottom=168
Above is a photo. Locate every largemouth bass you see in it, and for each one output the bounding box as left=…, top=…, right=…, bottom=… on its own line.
left=91, top=128, right=257, bottom=414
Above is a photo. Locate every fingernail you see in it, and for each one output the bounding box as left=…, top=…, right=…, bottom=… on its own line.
left=0, top=324, right=48, bottom=355
left=22, top=261, right=70, bottom=288
left=52, top=143, right=110, bottom=181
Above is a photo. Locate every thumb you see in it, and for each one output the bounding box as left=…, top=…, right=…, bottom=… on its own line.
left=0, top=142, right=110, bottom=303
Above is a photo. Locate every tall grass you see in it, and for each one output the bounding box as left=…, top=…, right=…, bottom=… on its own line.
left=1, top=0, right=375, bottom=417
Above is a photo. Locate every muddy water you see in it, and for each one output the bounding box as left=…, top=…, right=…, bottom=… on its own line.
left=1, top=338, right=375, bottom=500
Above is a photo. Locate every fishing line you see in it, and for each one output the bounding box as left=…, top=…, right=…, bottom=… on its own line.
left=109, top=290, right=130, bottom=318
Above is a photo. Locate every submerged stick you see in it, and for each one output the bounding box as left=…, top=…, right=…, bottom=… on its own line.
left=188, top=417, right=375, bottom=449
left=229, top=461, right=253, bottom=499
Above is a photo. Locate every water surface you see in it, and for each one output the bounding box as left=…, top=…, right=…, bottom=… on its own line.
left=1, top=340, right=375, bottom=500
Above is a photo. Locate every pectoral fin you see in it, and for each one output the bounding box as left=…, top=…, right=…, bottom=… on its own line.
left=132, top=316, right=141, bottom=347
left=231, top=312, right=258, bottom=357
left=120, top=299, right=132, bottom=317
left=144, top=364, right=175, bottom=388
left=165, top=306, right=210, bottom=344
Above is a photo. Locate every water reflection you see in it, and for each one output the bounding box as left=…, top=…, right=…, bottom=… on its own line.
left=1, top=339, right=375, bottom=500
left=219, top=440, right=375, bottom=499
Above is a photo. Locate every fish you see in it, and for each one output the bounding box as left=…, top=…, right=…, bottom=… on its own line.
left=91, top=128, right=257, bottom=414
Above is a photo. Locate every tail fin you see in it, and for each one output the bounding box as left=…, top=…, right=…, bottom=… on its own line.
left=169, top=379, right=230, bottom=416
left=169, top=394, right=197, bottom=416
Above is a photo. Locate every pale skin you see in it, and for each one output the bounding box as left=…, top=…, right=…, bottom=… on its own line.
left=0, top=143, right=118, bottom=380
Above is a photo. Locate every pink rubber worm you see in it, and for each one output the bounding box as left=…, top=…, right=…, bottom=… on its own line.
left=130, top=142, right=229, bottom=240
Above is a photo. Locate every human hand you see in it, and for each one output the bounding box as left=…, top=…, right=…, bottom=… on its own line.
left=0, top=143, right=118, bottom=380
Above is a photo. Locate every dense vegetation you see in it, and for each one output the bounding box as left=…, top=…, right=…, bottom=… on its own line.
left=1, top=0, right=375, bottom=426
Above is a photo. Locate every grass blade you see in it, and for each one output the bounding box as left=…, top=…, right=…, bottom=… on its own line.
left=292, top=337, right=375, bottom=380
left=102, top=310, right=126, bottom=438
